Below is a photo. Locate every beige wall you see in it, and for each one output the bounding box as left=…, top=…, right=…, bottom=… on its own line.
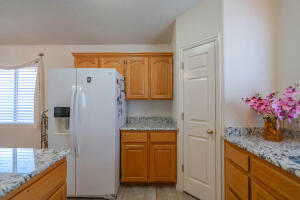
left=223, top=0, right=278, bottom=127
left=0, top=44, right=172, bottom=147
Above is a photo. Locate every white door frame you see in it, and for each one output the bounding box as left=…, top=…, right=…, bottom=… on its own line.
left=176, top=35, right=224, bottom=200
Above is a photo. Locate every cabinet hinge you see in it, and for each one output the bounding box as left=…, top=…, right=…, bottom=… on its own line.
left=181, top=112, right=184, bottom=121
left=181, top=62, right=184, bottom=70
left=181, top=164, right=184, bottom=172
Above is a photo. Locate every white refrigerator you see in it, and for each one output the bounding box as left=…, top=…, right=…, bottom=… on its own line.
left=47, top=68, right=125, bottom=199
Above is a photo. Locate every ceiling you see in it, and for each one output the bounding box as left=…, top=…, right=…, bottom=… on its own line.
left=0, top=0, right=200, bottom=45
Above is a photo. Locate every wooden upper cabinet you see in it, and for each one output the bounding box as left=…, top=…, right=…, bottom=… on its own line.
left=74, top=55, right=99, bottom=68
left=99, top=56, right=126, bottom=76
left=126, top=57, right=149, bottom=99
left=73, top=53, right=173, bottom=100
left=149, top=56, right=173, bottom=99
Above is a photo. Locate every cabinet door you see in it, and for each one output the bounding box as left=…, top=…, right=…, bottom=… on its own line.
left=226, top=159, right=249, bottom=200
left=48, top=183, right=66, bottom=200
left=75, top=55, right=99, bottom=68
left=149, top=56, right=173, bottom=99
left=99, top=56, right=126, bottom=76
left=252, top=182, right=277, bottom=200
left=126, top=57, right=149, bottom=99
left=149, top=143, right=176, bottom=183
left=121, top=143, right=148, bottom=182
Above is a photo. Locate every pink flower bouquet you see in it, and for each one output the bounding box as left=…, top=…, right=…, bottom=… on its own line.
left=243, top=86, right=300, bottom=123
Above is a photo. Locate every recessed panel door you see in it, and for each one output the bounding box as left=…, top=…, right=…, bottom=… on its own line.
left=183, top=42, right=216, bottom=200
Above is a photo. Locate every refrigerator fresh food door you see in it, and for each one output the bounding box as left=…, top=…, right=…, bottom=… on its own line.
left=47, top=68, right=76, bottom=196
left=75, top=69, right=117, bottom=197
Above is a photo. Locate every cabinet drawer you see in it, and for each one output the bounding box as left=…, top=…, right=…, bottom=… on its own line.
left=225, top=142, right=249, bottom=171
left=251, top=157, right=300, bottom=200
left=150, top=131, right=176, bottom=143
left=227, top=160, right=249, bottom=200
left=121, top=131, right=147, bottom=143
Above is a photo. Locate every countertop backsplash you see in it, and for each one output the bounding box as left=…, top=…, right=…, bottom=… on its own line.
left=121, top=116, right=177, bottom=131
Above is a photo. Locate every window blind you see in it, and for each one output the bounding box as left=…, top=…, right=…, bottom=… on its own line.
left=0, top=67, right=37, bottom=124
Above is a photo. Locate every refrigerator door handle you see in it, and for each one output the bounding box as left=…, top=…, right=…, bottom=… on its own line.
left=70, top=85, right=79, bottom=157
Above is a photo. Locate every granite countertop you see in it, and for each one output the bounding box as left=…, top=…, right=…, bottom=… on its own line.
left=0, top=148, right=69, bottom=198
left=120, top=117, right=177, bottom=131
left=224, top=127, right=300, bottom=178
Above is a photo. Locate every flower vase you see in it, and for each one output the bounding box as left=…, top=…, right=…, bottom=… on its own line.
left=263, top=118, right=283, bottom=142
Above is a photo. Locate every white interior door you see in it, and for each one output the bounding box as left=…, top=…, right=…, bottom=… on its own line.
left=183, top=42, right=216, bottom=200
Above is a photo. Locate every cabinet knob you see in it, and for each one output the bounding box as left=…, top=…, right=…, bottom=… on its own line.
left=207, top=129, right=214, bottom=134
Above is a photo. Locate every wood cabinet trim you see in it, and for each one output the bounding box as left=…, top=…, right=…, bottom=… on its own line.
left=73, top=52, right=173, bottom=57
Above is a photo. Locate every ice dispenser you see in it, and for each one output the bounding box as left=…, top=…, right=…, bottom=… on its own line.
left=53, top=107, right=70, bottom=134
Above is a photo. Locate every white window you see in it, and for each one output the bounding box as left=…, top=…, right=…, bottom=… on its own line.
left=0, top=67, right=37, bottom=124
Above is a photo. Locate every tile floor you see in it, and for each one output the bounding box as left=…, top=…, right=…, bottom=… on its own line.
left=68, top=185, right=198, bottom=200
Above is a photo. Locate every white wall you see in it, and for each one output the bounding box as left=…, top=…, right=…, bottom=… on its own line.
left=0, top=44, right=172, bottom=147
left=277, top=0, right=300, bottom=90
left=223, top=0, right=278, bottom=127
left=277, top=0, right=300, bottom=130
left=172, top=0, right=222, bottom=194
left=127, top=100, right=173, bottom=117
left=173, top=0, right=222, bottom=120
left=175, top=0, right=222, bottom=47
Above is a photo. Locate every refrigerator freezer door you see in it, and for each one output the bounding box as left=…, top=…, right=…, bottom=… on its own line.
left=75, top=69, right=117, bottom=197
left=47, top=68, right=77, bottom=196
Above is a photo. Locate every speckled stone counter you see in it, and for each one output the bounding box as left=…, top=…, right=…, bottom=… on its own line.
left=0, top=148, right=69, bottom=198
left=120, top=117, right=177, bottom=131
left=224, top=127, right=300, bottom=178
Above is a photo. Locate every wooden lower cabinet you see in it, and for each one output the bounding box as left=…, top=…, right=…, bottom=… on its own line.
left=121, top=130, right=177, bottom=183
left=225, top=141, right=300, bottom=200
left=149, top=143, right=176, bottom=182
left=251, top=182, right=276, bottom=200
left=121, top=143, right=148, bottom=182
left=3, top=159, right=67, bottom=200
left=49, top=184, right=67, bottom=200
left=225, top=160, right=249, bottom=200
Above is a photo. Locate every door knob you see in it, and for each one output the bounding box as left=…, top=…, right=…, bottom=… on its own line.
left=207, top=129, right=214, bottom=134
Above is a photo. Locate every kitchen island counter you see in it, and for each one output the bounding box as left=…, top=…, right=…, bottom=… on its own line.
left=0, top=148, right=69, bottom=199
